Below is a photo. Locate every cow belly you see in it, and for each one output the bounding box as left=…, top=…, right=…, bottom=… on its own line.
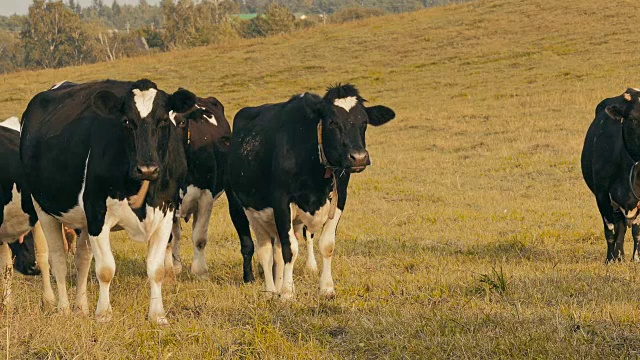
left=53, top=205, right=87, bottom=230
left=178, top=185, right=219, bottom=218
left=291, top=201, right=330, bottom=234
left=0, top=185, right=31, bottom=242
left=244, top=207, right=278, bottom=238
left=105, top=198, right=174, bottom=243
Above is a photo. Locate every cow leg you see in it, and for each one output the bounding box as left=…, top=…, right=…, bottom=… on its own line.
left=89, top=227, right=115, bottom=322
left=274, top=204, right=298, bottom=300
left=632, top=224, right=640, bottom=262
left=73, top=230, right=92, bottom=316
left=248, top=217, right=276, bottom=295
left=170, top=220, right=183, bottom=275
left=318, top=209, right=342, bottom=298
left=273, top=237, right=285, bottom=292
left=229, top=192, right=254, bottom=283
left=146, top=215, right=173, bottom=325
left=36, top=211, right=70, bottom=313
left=613, top=220, right=627, bottom=262
left=191, top=192, right=214, bottom=278
left=596, top=194, right=621, bottom=263
left=32, top=222, right=54, bottom=308
left=304, top=229, right=318, bottom=273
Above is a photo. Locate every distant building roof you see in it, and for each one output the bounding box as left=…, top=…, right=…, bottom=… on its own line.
left=232, top=13, right=258, bottom=20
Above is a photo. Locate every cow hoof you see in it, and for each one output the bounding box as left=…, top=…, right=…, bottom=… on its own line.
left=243, top=272, right=255, bottom=283
left=320, top=288, right=336, bottom=299
left=152, top=316, right=169, bottom=326
left=58, top=304, right=71, bottom=315
left=633, top=256, right=640, bottom=263
left=173, top=260, right=183, bottom=275
left=279, top=291, right=295, bottom=301
left=191, top=267, right=209, bottom=280
left=96, top=309, right=113, bottom=323
left=74, top=307, right=90, bottom=317
left=305, top=261, right=318, bottom=273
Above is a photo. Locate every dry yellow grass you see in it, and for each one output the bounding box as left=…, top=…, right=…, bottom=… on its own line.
left=2, top=0, right=640, bottom=357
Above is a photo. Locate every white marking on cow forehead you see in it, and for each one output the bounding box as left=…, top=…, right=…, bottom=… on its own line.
left=132, top=88, right=158, bottom=118
left=0, top=116, right=20, bottom=132
left=195, top=104, right=218, bottom=125
left=333, top=97, right=358, bottom=112
left=168, top=111, right=176, bottom=126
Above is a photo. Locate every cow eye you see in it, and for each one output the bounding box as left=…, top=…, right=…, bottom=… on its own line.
left=123, top=118, right=132, bottom=127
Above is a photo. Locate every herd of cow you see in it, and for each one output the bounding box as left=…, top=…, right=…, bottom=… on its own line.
left=0, top=79, right=396, bottom=325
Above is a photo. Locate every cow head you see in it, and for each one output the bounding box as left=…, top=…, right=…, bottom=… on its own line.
left=605, top=88, right=640, bottom=122
left=92, top=79, right=196, bottom=181
left=169, top=95, right=231, bottom=153
left=319, top=84, right=395, bottom=172
left=8, top=233, right=40, bottom=276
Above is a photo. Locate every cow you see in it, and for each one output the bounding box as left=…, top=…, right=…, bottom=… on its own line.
left=581, top=88, right=640, bottom=263
left=167, top=96, right=231, bottom=279
left=20, top=79, right=195, bottom=324
left=226, top=84, right=395, bottom=298
left=0, top=117, right=50, bottom=281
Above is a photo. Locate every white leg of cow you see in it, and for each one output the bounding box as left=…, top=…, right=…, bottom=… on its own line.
left=191, top=192, right=214, bottom=278
left=255, top=231, right=276, bottom=295
left=89, top=227, right=115, bottom=322
left=170, top=221, right=182, bottom=275
left=32, top=222, right=54, bottom=308
left=73, top=231, right=92, bottom=316
left=305, top=231, right=317, bottom=273
left=273, top=238, right=284, bottom=292
left=146, top=216, right=173, bottom=325
left=318, top=209, right=341, bottom=298
left=37, top=212, right=70, bottom=313
left=280, top=225, right=299, bottom=300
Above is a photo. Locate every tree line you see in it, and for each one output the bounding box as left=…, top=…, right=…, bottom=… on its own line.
left=0, top=0, right=466, bottom=74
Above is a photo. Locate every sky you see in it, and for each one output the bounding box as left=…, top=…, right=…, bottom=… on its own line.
left=0, top=0, right=160, bottom=16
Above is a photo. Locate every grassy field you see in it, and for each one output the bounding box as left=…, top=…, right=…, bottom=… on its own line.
left=3, top=0, right=640, bottom=358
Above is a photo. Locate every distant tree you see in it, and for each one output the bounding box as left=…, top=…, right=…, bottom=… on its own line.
left=112, top=0, right=122, bottom=17
left=244, top=3, right=295, bottom=37
left=20, top=0, right=95, bottom=69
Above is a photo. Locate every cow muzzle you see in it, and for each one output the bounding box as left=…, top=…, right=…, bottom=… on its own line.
left=347, top=150, right=371, bottom=172
left=135, top=165, right=159, bottom=181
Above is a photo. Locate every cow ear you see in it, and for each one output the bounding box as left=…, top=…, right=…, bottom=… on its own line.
left=605, top=105, right=625, bottom=121
left=92, top=90, right=121, bottom=116
left=366, top=105, right=396, bottom=126
left=169, top=89, right=196, bottom=113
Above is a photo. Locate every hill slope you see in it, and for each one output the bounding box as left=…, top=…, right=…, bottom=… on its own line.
left=2, top=0, right=640, bottom=358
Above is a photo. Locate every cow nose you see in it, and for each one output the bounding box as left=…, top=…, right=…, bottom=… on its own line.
left=136, top=165, right=159, bottom=180
left=27, top=265, right=40, bottom=276
left=349, top=150, right=370, bottom=167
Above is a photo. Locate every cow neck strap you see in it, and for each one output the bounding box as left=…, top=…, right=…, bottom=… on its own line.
left=317, top=121, right=331, bottom=169
left=631, top=161, right=640, bottom=201
left=329, top=172, right=338, bottom=220
left=317, top=121, right=339, bottom=219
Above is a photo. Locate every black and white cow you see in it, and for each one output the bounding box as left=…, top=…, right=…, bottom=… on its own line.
left=226, top=84, right=395, bottom=298
left=168, top=96, right=231, bottom=278
left=0, top=116, right=44, bottom=277
left=582, top=88, right=640, bottom=262
left=20, top=79, right=195, bottom=324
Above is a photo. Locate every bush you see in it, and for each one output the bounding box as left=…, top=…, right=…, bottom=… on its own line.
left=244, top=4, right=296, bottom=38
left=329, top=7, right=386, bottom=24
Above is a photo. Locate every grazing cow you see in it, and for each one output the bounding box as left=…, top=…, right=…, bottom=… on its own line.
left=226, top=84, right=395, bottom=298
left=21, top=79, right=195, bottom=324
left=167, top=96, right=231, bottom=278
left=0, top=117, right=50, bottom=280
left=581, top=88, right=640, bottom=262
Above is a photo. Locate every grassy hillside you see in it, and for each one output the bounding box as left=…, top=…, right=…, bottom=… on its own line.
left=2, top=0, right=640, bottom=358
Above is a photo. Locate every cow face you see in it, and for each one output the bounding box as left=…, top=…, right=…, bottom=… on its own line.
left=8, top=233, right=39, bottom=276
left=321, top=84, right=395, bottom=172
left=170, top=96, right=231, bottom=152
left=92, top=79, right=196, bottom=181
